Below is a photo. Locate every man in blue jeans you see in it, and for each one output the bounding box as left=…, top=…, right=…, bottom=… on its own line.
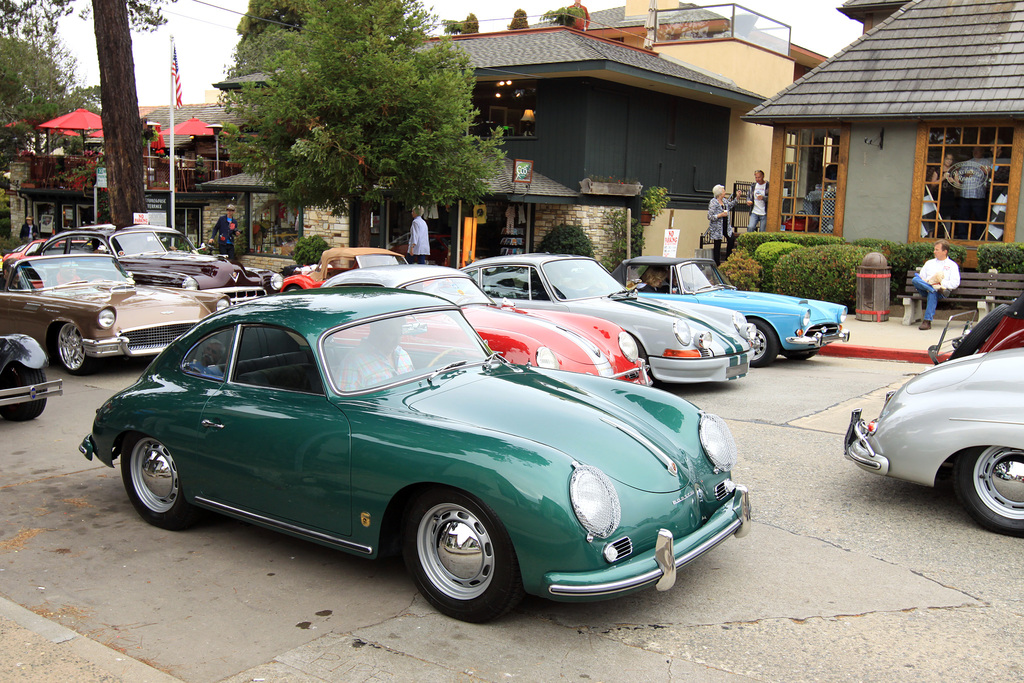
left=912, top=239, right=960, bottom=330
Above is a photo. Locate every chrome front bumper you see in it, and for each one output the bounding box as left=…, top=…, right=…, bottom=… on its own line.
left=611, top=358, right=653, bottom=385
left=843, top=408, right=890, bottom=475
left=0, top=379, right=62, bottom=406
left=547, top=485, right=750, bottom=597
left=785, top=329, right=851, bottom=347
left=82, top=336, right=131, bottom=358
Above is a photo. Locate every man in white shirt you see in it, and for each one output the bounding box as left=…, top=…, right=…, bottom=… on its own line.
left=409, top=207, right=430, bottom=264
left=912, top=239, right=961, bottom=330
left=746, top=170, right=768, bottom=232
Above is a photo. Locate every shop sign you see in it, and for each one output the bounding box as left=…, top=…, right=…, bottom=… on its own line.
left=513, top=159, right=533, bottom=184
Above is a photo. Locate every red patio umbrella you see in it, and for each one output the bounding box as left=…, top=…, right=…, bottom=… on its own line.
left=38, top=108, right=103, bottom=134
left=172, top=117, right=213, bottom=136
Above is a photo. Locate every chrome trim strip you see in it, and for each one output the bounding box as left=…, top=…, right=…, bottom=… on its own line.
left=600, top=416, right=677, bottom=475
left=0, top=379, right=63, bottom=405
left=194, top=496, right=373, bottom=555
left=949, top=417, right=1024, bottom=426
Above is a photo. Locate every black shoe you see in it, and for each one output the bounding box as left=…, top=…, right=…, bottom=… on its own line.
left=919, top=320, right=932, bottom=330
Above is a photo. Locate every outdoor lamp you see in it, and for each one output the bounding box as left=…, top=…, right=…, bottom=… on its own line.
left=209, top=123, right=224, bottom=178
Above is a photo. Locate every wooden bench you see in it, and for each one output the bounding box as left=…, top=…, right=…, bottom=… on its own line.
left=901, top=269, right=1024, bottom=325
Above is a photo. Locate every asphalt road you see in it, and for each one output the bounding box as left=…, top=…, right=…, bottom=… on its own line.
left=1, top=354, right=1019, bottom=682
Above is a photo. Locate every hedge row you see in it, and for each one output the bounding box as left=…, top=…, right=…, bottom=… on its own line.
left=977, top=243, right=1024, bottom=273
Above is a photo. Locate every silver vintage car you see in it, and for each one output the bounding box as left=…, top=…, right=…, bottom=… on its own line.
left=844, top=347, right=1024, bottom=536
left=463, top=254, right=753, bottom=384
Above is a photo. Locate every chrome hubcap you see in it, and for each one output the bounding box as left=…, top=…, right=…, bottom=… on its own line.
left=58, top=323, right=85, bottom=370
left=131, top=438, right=179, bottom=513
left=417, top=503, right=494, bottom=600
left=975, top=446, right=1024, bottom=520
left=751, top=329, right=766, bottom=360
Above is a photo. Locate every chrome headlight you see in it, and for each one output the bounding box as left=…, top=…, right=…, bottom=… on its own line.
left=570, top=464, right=621, bottom=539
left=732, top=311, right=748, bottom=335
left=746, top=323, right=757, bottom=342
left=535, top=346, right=559, bottom=369
left=97, top=308, right=115, bottom=329
left=699, top=412, right=738, bottom=472
left=696, top=331, right=713, bottom=349
left=673, top=319, right=692, bottom=346
left=216, top=297, right=231, bottom=311
left=617, top=331, right=638, bottom=362
left=802, top=309, right=812, bottom=329
left=270, top=273, right=284, bottom=291
left=183, top=276, right=199, bottom=290
left=839, top=306, right=848, bottom=323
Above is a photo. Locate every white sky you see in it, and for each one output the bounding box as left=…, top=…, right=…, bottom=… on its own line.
left=59, top=0, right=863, bottom=107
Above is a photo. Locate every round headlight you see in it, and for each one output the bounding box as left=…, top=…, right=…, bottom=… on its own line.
left=696, top=331, right=713, bottom=349
left=746, top=323, right=757, bottom=342
left=617, top=331, right=638, bottom=362
left=183, top=276, right=200, bottom=290
left=673, top=319, right=692, bottom=346
left=216, top=297, right=231, bottom=311
left=802, top=309, right=812, bottom=329
left=569, top=464, right=621, bottom=539
left=270, top=273, right=284, bottom=291
left=97, top=308, right=115, bottom=329
left=699, top=412, right=738, bottom=472
left=839, top=306, right=848, bottom=323
left=535, top=346, right=559, bottom=369
left=732, top=311, right=748, bottom=334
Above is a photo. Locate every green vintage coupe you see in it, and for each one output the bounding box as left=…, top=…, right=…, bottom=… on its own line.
left=80, top=289, right=750, bottom=622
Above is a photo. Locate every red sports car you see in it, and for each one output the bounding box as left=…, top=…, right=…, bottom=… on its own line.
left=281, top=247, right=406, bottom=291
left=322, top=265, right=650, bottom=384
left=2, top=239, right=44, bottom=272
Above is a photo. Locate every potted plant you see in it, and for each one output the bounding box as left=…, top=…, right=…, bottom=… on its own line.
left=640, top=186, right=669, bottom=225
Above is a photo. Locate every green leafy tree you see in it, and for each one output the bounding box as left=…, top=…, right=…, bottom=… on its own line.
left=226, top=0, right=504, bottom=246
left=508, top=9, right=529, bottom=30
left=229, top=0, right=309, bottom=78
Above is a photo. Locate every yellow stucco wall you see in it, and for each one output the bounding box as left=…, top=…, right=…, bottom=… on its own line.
left=656, top=40, right=793, bottom=98
left=642, top=208, right=710, bottom=258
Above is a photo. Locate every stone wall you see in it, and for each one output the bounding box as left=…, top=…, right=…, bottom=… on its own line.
left=239, top=205, right=351, bottom=272
left=8, top=161, right=29, bottom=229
left=532, top=203, right=620, bottom=259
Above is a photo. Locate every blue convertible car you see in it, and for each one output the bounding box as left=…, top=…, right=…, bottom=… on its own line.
left=611, top=257, right=850, bottom=367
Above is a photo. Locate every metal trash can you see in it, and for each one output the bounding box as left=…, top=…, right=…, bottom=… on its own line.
left=856, top=252, right=890, bottom=322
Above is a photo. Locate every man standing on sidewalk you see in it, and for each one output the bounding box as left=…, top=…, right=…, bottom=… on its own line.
left=912, top=239, right=960, bottom=330
left=409, top=207, right=429, bottom=264
left=745, top=170, right=768, bottom=232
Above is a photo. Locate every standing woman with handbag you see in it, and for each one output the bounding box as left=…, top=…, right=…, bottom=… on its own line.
left=707, top=184, right=739, bottom=265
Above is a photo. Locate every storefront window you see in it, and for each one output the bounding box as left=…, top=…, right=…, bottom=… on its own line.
left=781, top=128, right=841, bottom=234
left=471, top=81, right=537, bottom=137
left=252, top=193, right=301, bottom=256
left=920, top=125, right=1013, bottom=242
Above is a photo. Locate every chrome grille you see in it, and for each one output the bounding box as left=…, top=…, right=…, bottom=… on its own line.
left=212, top=287, right=266, bottom=303
left=807, top=322, right=840, bottom=336
left=124, top=323, right=195, bottom=352
left=714, top=481, right=730, bottom=501
left=606, top=536, right=633, bottom=562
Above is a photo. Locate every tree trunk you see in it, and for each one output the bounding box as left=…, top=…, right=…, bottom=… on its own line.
left=357, top=199, right=372, bottom=247
left=93, top=0, right=145, bottom=227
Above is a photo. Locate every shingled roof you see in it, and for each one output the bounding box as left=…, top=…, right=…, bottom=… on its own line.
left=746, top=0, right=1024, bottom=122
left=450, top=28, right=764, bottom=103
left=143, top=103, right=241, bottom=148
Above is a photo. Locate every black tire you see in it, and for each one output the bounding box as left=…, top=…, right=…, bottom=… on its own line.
left=0, top=364, right=47, bottom=421
left=55, top=322, right=101, bottom=375
left=748, top=319, right=780, bottom=368
left=949, top=304, right=1010, bottom=360
left=782, top=350, right=818, bottom=361
left=953, top=446, right=1024, bottom=537
left=283, top=285, right=303, bottom=292
left=402, top=488, right=524, bottom=623
left=121, top=432, right=203, bottom=531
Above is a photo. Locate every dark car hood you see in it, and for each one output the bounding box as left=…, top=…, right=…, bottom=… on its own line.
left=404, top=369, right=699, bottom=493
left=120, top=253, right=265, bottom=286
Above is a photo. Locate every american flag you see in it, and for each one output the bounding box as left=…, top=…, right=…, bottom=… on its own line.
left=172, top=47, right=183, bottom=108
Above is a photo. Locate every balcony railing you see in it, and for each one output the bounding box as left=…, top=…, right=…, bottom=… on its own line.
left=653, top=3, right=790, bottom=56
left=19, top=154, right=242, bottom=193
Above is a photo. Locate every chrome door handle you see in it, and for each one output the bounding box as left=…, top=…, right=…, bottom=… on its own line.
left=201, top=419, right=224, bottom=430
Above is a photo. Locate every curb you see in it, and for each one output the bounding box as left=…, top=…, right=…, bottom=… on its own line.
left=819, top=343, right=934, bottom=364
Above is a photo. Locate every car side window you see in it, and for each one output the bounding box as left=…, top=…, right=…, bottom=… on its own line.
left=40, top=238, right=68, bottom=256
left=231, top=325, right=323, bottom=394
left=528, top=268, right=550, bottom=301
left=182, top=328, right=235, bottom=381
left=480, top=266, right=530, bottom=300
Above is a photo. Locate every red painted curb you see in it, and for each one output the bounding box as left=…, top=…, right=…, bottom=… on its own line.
left=818, top=344, right=934, bottom=364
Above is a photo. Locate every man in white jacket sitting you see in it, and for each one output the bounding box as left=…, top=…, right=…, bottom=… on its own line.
left=912, top=239, right=961, bottom=330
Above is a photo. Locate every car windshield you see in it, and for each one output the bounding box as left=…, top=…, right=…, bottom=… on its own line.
left=321, top=309, right=489, bottom=393
left=541, top=258, right=624, bottom=300
left=677, top=262, right=734, bottom=293
left=404, top=276, right=493, bottom=307
left=12, top=256, right=130, bottom=290
left=112, top=231, right=193, bottom=255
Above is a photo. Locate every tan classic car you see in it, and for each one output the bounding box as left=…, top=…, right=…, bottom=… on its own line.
left=0, top=254, right=229, bottom=374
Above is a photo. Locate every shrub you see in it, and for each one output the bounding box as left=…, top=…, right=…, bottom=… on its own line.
left=600, top=210, right=643, bottom=270
left=461, top=13, right=479, bottom=33
left=735, top=231, right=844, bottom=257
left=641, top=186, right=669, bottom=218
left=508, top=9, right=529, bottom=29
left=538, top=224, right=594, bottom=258
left=977, top=243, right=1024, bottom=273
left=0, top=216, right=10, bottom=239
left=292, top=234, right=329, bottom=266
left=773, top=244, right=871, bottom=307
left=754, top=241, right=803, bottom=292
left=719, top=251, right=762, bottom=291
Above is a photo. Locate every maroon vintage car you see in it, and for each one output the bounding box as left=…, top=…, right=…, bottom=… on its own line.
left=38, top=225, right=283, bottom=303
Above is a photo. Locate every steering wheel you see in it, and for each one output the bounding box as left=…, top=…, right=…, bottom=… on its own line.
left=427, top=347, right=463, bottom=367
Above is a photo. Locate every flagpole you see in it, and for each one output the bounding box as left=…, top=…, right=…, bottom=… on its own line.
left=169, top=35, right=176, bottom=232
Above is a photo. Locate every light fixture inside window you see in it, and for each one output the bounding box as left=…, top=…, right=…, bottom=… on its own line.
left=521, top=109, right=535, bottom=123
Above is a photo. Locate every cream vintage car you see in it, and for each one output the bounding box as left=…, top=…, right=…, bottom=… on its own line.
left=0, top=253, right=229, bottom=375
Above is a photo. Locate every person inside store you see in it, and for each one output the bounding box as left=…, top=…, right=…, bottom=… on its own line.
left=214, top=204, right=239, bottom=258
left=956, top=146, right=992, bottom=240
left=912, top=239, right=961, bottom=330
left=707, top=184, right=740, bottom=265
left=20, top=215, right=36, bottom=243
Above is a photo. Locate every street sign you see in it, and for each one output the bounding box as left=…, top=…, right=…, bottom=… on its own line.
left=663, top=229, right=679, bottom=257
left=95, top=167, right=107, bottom=188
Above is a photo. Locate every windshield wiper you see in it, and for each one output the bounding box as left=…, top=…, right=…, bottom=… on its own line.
left=427, top=360, right=468, bottom=385
left=608, top=289, right=635, bottom=299
left=53, top=280, right=88, bottom=287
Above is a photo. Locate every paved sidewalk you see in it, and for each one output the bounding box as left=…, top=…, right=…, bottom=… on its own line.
left=820, top=306, right=976, bottom=364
